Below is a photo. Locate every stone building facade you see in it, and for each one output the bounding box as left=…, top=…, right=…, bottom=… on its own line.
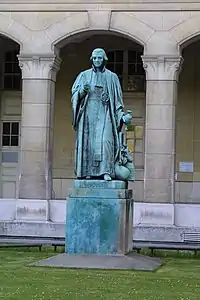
left=0, top=0, right=200, bottom=241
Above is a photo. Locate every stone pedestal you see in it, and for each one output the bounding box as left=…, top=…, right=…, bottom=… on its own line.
left=65, top=180, right=133, bottom=255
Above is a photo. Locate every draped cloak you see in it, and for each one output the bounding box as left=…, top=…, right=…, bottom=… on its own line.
left=71, top=67, right=124, bottom=178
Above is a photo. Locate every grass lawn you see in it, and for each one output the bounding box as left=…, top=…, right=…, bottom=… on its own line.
left=0, top=248, right=200, bottom=299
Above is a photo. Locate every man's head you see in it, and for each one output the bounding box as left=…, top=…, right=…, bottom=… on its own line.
left=90, top=48, right=108, bottom=69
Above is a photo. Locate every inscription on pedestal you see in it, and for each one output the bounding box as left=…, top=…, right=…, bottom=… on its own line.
left=74, top=180, right=127, bottom=189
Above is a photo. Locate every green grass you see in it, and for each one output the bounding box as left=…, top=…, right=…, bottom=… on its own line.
left=0, top=247, right=200, bottom=300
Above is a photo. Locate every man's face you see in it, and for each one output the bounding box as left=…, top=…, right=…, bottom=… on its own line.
left=92, top=52, right=104, bottom=68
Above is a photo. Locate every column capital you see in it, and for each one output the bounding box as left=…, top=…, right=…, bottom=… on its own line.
left=142, top=55, right=183, bottom=81
left=18, top=54, right=62, bottom=81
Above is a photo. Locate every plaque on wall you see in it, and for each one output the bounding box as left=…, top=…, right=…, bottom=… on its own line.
left=135, top=126, right=143, bottom=139
left=179, top=162, right=194, bottom=173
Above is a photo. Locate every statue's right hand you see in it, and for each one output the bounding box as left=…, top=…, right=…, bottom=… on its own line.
left=79, top=83, right=90, bottom=99
left=83, top=83, right=90, bottom=93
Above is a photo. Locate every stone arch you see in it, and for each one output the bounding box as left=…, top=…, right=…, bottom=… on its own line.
left=45, top=11, right=154, bottom=50
left=170, top=13, right=200, bottom=50
left=0, top=13, right=30, bottom=48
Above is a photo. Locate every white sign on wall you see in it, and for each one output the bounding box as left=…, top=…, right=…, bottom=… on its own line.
left=179, top=162, right=194, bottom=173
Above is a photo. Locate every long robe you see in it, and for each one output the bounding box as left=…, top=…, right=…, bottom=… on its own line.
left=71, top=67, right=124, bottom=178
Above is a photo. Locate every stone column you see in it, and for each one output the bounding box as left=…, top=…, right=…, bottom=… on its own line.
left=142, top=56, right=183, bottom=203
left=17, top=54, right=61, bottom=199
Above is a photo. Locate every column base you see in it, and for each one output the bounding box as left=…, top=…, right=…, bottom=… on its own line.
left=65, top=180, right=133, bottom=255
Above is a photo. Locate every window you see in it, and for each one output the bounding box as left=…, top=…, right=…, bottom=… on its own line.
left=107, top=50, right=124, bottom=87
left=127, top=50, right=145, bottom=92
left=4, top=50, right=22, bottom=90
left=106, top=50, right=145, bottom=92
left=2, top=122, right=19, bottom=147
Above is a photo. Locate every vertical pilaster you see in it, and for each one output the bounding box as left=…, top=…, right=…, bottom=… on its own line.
left=18, top=54, right=61, bottom=199
left=142, top=56, right=183, bottom=203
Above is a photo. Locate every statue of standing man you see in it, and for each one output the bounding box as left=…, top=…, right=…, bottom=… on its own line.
left=71, top=48, right=134, bottom=182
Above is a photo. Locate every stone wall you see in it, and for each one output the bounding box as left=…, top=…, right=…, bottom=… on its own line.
left=0, top=10, right=199, bottom=54
left=1, top=1, right=200, bottom=12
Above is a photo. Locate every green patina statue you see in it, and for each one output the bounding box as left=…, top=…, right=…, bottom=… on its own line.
left=71, top=48, right=135, bottom=182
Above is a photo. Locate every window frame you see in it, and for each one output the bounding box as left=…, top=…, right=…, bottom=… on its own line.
left=1, top=120, right=20, bottom=148
left=106, top=49, right=145, bottom=92
left=3, top=49, right=22, bottom=91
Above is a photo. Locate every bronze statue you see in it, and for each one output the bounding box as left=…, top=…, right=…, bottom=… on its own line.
left=71, top=48, right=134, bottom=181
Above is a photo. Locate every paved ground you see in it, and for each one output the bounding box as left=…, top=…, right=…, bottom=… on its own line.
left=30, top=252, right=162, bottom=271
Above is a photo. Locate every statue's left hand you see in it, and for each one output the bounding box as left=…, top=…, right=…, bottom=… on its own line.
left=123, top=113, right=132, bottom=125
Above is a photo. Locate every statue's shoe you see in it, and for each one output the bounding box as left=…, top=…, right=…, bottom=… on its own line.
left=104, top=174, right=112, bottom=181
